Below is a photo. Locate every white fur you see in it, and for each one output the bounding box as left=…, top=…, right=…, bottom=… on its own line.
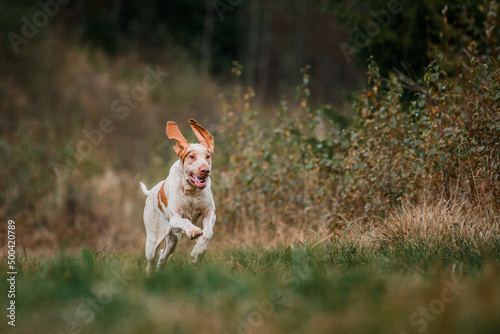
left=140, top=182, right=149, bottom=196
left=141, top=144, right=216, bottom=273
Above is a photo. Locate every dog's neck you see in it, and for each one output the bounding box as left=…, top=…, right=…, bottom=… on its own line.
left=182, top=176, right=196, bottom=193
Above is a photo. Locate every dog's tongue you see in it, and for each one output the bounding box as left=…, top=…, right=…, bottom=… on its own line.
left=194, top=176, right=207, bottom=188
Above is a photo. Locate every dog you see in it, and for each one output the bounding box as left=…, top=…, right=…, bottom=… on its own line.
left=140, top=119, right=216, bottom=273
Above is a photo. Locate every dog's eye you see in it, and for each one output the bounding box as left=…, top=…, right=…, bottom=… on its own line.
left=189, top=155, right=195, bottom=159
left=206, top=155, right=211, bottom=159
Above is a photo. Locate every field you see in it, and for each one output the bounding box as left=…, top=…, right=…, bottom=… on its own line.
left=1, top=233, right=500, bottom=334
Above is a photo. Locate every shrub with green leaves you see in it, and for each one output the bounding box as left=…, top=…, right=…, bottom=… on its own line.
left=345, top=52, right=499, bottom=217
left=214, top=43, right=499, bottom=237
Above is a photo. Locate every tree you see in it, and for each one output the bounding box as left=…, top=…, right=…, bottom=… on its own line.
left=326, top=0, right=496, bottom=76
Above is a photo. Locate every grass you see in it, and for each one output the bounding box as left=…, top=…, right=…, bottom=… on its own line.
left=1, top=237, right=499, bottom=334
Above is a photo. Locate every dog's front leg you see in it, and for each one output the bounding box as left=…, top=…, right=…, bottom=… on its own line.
left=190, top=210, right=216, bottom=264
left=169, top=215, right=203, bottom=239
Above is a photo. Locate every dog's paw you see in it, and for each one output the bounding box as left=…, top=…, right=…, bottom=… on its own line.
left=187, top=227, right=203, bottom=240
left=191, top=254, right=200, bottom=265
left=190, top=250, right=204, bottom=265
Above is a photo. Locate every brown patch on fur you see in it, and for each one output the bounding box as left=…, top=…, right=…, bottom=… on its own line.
left=166, top=121, right=189, bottom=157
left=180, top=150, right=193, bottom=164
left=157, top=181, right=168, bottom=213
left=189, top=119, right=215, bottom=154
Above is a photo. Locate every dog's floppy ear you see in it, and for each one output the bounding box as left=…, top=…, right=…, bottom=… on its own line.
left=189, top=119, right=214, bottom=154
left=166, top=121, right=189, bottom=156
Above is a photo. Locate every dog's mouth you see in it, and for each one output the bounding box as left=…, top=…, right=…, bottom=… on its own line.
left=188, top=174, right=208, bottom=189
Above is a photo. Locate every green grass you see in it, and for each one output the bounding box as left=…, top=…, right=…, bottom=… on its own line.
left=1, top=240, right=500, bottom=334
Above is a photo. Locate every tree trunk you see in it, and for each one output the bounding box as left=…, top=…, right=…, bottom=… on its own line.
left=201, top=0, right=215, bottom=76
left=246, top=0, right=260, bottom=88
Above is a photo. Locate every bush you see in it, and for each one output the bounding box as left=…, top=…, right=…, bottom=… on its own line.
left=214, top=30, right=499, bottom=241
left=346, top=52, right=500, bottom=216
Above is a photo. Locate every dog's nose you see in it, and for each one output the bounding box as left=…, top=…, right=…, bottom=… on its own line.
left=200, top=165, right=210, bottom=174
left=200, top=165, right=210, bottom=176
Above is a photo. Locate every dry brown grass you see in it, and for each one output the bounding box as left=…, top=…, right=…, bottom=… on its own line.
left=376, top=198, right=499, bottom=247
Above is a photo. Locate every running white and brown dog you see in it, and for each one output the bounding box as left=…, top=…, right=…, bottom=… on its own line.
left=140, top=119, right=216, bottom=273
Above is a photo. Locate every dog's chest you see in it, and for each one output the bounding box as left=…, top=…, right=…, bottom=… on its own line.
left=175, top=195, right=206, bottom=220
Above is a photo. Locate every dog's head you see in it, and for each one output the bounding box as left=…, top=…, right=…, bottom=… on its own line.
left=166, top=119, right=214, bottom=190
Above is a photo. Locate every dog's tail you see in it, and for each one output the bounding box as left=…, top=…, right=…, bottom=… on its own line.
left=140, top=182, right=150, bottom=196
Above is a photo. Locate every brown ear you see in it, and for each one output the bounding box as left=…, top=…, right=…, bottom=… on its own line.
left=189, top=119, right=214, bottom=154
left=166, top=121, right=189, bottom=156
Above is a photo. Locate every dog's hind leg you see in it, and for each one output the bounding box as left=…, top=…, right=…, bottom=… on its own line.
left=157, top=232, right=181, bottom=269
left=145, top=227, right=170, bottom=274
left=145, top=236, right=158, bottom=275
left=145, top=226, right=172, bottom=274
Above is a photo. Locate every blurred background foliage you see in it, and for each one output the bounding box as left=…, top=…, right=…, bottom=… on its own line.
left=0, top=0, right=498, bottom=251
left=327, top=0, right=499, bottom=75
